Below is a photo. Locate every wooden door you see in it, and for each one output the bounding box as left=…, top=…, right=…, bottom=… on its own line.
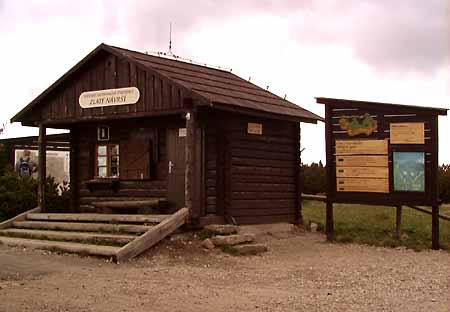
left=167, top=128, right=186, bottom=210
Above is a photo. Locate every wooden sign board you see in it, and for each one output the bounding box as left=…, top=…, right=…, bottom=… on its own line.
left=336, top=167, right=388, bottom=179
left=335, top=139, right=388, bottom=155
left=336, top=155, right=388, bottom=167
left=79, top=87, right=140, bottom=109
left=247, top=123, right=263, bottom=135
left=390, top=123, right=425, bottom=144
left=337, top=178, right=389, bottom=193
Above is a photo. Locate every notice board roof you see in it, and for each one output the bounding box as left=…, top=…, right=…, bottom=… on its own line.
left=316, top=97, right=448, bottom=116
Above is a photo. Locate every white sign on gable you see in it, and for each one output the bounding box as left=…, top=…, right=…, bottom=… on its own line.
left=79, top=87, right=140, bottom=109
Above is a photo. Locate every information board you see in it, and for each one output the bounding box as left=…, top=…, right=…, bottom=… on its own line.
left=390, top=123, right=425, bottom=144
left=335, top=139, right=388, bottom=155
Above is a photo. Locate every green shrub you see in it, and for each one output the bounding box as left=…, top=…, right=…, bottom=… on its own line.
left=301, top=161, right=326, bottom=195
left=439, top=164, right=450, bottom=203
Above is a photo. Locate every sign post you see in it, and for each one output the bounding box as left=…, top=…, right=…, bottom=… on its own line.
left=317, top=97, right=447, bottom=249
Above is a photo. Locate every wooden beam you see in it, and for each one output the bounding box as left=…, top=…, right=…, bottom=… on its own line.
left=395, top=205, right=402, bottom=239
left=326, top=200, right=334, bottom=241
left=38, top=124, right=47, bottom=212
left=115, top=207, right=189, bottom=262
left=185, top=110, right=201, bottom=219
left=70, top=127, right=79, bottom=212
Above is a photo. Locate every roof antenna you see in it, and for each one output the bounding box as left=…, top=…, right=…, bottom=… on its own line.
left=168, top=22, right=173, bottom=56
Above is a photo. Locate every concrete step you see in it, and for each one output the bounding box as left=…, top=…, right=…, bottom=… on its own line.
left=0, top=236, right=119, bottom=257
left=0, top=228, right=136, bottom=245
left=27, top=213, right=168, bottom=224
left=13, top=221, right=151, bottom=234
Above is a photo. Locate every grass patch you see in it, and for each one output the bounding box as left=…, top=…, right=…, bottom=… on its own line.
left=302, top=200, right=450, bottom=251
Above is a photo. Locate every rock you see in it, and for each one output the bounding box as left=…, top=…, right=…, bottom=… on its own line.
left=230, top=244, right=268, bottom=255
left=310, top=223, right=318, bottom=232
left=211, top=234, right=255, bottom=246
left=204, top=224, right=239, bottom=235
left=201, top=238, right=215, bottom=250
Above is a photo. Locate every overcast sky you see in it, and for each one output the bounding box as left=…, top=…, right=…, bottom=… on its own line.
left=0, top=0, right=449, bottom=164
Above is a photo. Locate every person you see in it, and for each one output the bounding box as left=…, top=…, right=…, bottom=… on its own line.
left=15, top=150, right=37, bottom=178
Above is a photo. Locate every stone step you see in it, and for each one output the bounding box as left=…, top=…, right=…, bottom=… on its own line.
left=13, top=221, right=151, bottom=234
left=229, top=243, right=268, bottom=256
left=27, top=213, right=168, bottom=224
left=210, top=234, right=255, bottom=246
left=0, top=228, right=136, bottom=245
left=204, top=224, right=239, bottom=235
left=0, top=236, right=119, bottom=257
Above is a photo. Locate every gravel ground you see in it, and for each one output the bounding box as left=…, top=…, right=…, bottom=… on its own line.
left=0, top=226, right=448, bottom=312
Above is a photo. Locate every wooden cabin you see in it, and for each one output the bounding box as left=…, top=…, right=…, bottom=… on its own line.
left=11, top=43, right=322, bottom=225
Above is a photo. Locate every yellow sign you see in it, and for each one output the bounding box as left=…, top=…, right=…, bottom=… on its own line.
left=337, top=178, right=389, bottom=193
left=79, top=87, right=140, bottom=109
left=336, top=155, right=388, bottom=167
left=339, top=113, right=378, bottom=136
left=390, top=123, right=425, bottom=144
left=247, top=123, right=263, bottom=135
left=336, top=167, right=388, bottom=179
left=335, top=139, right=388, bottom=155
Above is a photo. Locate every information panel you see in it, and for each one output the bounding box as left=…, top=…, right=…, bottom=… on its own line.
left=336, top=155, right=388, bottom=167
left=336, top=178, right=389, bottom=193
left=335, top=139, right=388, bottom=155
left=390, top=123, right=425, bottom=144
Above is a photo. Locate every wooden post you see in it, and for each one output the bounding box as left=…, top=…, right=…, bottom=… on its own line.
left=69, top=127, right=79, bottom=213
left=185, top=110, right=200, bottom=219
left=432, top=204, right=439, bottom=250
left=38, top=124, right=47, bottom=212
left=395, top=205, right=402, bottom=239
left=295, top=122, right=303, bottom=225
left=326, top=200, right=334, bottom=241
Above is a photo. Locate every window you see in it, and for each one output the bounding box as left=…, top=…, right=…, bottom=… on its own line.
left=96, top=144, right=119, bottom=178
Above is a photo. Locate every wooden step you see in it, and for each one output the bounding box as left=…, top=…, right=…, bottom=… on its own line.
left=0, top=236, right=119, bottom=257
left=13, top=221, right=151, bottom=234
left=0, top=228, right=136, bottom=245
left=27, top=213, right=169, bottom=224
left=91, top=199, right=161, bottom=209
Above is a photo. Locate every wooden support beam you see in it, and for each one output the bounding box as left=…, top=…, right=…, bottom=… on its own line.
left=395, top=205, right=402, bottom=239
left=326, top=200, right=334, bottom=241
left=432, top=204, right=440, bottom=250
left=295, top=123, right=302, bottom=225
left=185, top=110, right=201, bottom=219
left=70, top=127, right=79, bottom=213
left=38, top=124, right=47, bottom=212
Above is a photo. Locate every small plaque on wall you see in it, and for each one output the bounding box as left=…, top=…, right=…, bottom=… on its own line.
left=336, top=167, right=389, bottom=179
left=390, top=122, right=425, bottom=144
left=247, top=123, right=263, bottom=135
left=179, top=128, right=187, bottom=137
left=336, top=155, right=388, bottom=167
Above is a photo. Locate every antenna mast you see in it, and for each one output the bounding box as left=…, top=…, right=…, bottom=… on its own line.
left=168, top=22, right=173, bottom=55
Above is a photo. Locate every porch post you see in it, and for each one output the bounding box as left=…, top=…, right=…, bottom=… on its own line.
left=38, top=124, right=47, bottom=212
left=70, top=127, right=79, bottom=212
left=185, top=110, right=201, bottom=220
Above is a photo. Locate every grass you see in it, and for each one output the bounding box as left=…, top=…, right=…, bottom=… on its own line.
left=302, top=200, right=450, bottom=251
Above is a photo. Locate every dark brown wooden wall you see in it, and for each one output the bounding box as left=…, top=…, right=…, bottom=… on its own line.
left=204, top=112, right=300, bottom=224
left=327, top=104, right=438, bottom=206
left=31, top=51, right=187, bottom=124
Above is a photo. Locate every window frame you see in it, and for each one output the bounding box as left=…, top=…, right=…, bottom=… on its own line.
left=95, top=143, right=120, bottom=179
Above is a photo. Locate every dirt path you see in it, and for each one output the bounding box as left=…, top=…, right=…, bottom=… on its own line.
left=0, top=227, right=449, bottom=312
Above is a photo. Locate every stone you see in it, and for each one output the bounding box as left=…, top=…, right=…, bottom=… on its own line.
left=310, top=223, right=318, bottom=233
left=204, top=224, right=239, bottom=235
left=210, top=234, right=255, bottom=246
left=201, top=238, right=215, bottom=250
left=230, top=244, right=268, bottom=256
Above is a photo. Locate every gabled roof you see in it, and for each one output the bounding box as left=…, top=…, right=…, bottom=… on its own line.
left=12, top=43, right=322, bottom=124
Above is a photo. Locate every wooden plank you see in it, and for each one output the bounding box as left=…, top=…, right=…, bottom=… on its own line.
left=0, top=237, right=119, bottom=257
left=0, top=229, right=136, bottom=245
left=115, top=207, right=188, bottom=262
left=390, top=122, right=425, bottom=144
left=91, top=199, right=160, bottom=209
left=302, top=194, right=327, bottom=202
left=231, top=191, right=296, bottom=200
left=0, top=207, right=41, bottom=230
left=231, top=199, right=295, bottom=209
left=335, top=139, right=388, bottom=155
left=26, top=213, right=169, bottom=223
left=336, top=167, right=389, bottom=178
left=336, top=155, right=388, bottom=167
left=336, top=178, right=389, bottom=193
left=13, top=221, right=151, bottom=234
left=38, top=124, right=47, bottom=211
